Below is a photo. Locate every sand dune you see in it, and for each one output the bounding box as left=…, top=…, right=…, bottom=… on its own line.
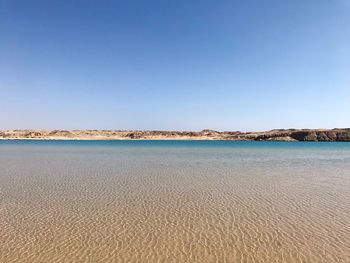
left=1, top=128, right=350, bottom=141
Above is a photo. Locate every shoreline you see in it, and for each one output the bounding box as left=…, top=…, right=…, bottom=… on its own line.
left=1, top=129, right=349, bottom=142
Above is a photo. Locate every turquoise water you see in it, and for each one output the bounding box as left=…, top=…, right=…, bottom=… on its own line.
left=1, top=139, right=350, bottom=148
left=1, top=141, right=350, bottom=262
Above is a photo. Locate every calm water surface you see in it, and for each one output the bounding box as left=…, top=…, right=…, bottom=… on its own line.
left=1, top=141, right=350, bottom=262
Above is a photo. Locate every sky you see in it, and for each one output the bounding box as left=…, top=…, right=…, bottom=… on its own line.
left=0, top=0, right=349, bottom=131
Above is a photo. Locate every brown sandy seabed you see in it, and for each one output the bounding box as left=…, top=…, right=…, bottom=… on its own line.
left=0, top=144, right=350, bottom=262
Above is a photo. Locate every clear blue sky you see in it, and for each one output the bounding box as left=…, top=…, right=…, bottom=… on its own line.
left=1, top=0, right=349, bottom=131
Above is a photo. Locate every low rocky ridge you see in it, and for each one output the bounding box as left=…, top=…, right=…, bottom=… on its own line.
left=1, top=129, right=349, bottom=141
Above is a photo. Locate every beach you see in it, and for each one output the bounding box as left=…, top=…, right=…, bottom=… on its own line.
left=1, top=129, right=350, bottom=141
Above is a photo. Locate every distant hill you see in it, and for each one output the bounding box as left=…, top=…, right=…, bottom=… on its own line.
left=1, top=129, right=350, bottom=141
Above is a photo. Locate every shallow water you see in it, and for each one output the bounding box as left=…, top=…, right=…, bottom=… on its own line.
left=1, top=141, right=350, bottom=262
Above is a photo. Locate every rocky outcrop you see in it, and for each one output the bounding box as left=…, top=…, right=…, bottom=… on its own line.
left=0, top=129, right=349, bottom=141
left=288, top=129, right=350, bottom=142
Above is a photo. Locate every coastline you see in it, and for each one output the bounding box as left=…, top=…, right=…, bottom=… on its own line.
left=1, top=129, right=349, bottom=142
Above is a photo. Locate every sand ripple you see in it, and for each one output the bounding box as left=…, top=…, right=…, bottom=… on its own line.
left=1, top=144, right=350, bottom=262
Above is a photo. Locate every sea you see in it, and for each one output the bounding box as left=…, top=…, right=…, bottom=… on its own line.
left=1, top=140, right=350, bottom=262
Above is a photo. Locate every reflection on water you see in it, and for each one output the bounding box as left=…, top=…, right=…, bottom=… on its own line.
left=1, top=141, right=350, bottom=262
